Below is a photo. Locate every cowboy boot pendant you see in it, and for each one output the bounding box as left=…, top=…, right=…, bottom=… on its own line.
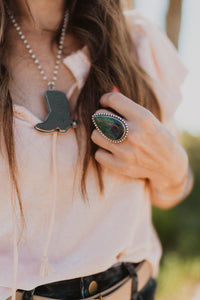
left=34, top=90, right=78, bottom=133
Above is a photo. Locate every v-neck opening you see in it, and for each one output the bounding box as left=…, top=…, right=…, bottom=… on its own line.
left=12, top=45, right=90, bottom=125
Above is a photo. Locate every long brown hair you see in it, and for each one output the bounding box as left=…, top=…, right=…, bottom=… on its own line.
left=0, top=0, right=161, bottom=223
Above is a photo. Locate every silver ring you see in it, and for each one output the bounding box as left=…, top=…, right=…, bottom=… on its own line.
left=92, top=112, right=128, bottom=143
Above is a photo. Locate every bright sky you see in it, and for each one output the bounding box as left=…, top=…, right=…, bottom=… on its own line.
left=134, top=0, right=200, bottom=135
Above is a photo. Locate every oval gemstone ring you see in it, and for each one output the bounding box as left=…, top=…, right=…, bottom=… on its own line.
left=92, top=112, right=128, bottom=143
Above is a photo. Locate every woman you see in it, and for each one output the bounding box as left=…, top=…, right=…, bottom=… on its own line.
left=0, top=0, right=193, bottom=300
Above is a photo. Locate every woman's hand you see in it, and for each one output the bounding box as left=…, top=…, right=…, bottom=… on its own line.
left=91, top=92, right=191, bottom=208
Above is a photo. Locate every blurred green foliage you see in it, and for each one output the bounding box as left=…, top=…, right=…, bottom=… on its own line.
left=156, top=253, right=200, bottom=300
left=153, top=132, right=200, bottom=299
left=153, top=131, right=200, bottom=257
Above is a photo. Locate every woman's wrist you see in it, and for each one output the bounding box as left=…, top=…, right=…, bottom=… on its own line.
left=149, top=165, right=194, bottom=209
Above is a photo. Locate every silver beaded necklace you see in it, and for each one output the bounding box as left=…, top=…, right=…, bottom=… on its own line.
left=7, top=7, right=78, bottom=134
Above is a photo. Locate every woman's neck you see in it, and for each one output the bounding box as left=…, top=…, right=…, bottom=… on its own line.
left=8, top=0, right=66, bottom=33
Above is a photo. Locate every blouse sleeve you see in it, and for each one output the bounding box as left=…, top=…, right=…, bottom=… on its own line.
left=124, top=10, right=188, bottom=127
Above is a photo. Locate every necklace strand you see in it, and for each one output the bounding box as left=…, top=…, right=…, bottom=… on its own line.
left=7, top=7, right=69, bottom=90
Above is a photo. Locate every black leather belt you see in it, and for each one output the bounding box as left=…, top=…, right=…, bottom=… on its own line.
left=16, top=261, right=152, bottom=300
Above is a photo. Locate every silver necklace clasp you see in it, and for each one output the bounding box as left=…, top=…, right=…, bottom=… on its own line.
left=48, top=82, right=55, bottom=90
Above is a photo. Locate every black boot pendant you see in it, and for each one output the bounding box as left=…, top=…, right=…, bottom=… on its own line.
left=34, top=90, right=78, bottom=133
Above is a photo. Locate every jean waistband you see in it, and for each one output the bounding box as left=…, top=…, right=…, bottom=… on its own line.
left=17, top=261, right=152, bottom=300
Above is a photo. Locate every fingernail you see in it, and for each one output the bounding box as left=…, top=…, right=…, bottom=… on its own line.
left=112, top=85, right=120, bottom=93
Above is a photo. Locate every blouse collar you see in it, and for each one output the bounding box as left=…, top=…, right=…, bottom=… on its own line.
left=62, top=45, right=91, bottom=90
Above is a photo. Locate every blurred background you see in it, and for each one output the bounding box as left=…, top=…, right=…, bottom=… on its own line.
left=122, top=1, right=200, bottom=300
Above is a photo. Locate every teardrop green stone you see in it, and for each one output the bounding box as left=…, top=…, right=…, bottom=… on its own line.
left=93, top=115, right=124, bottom=140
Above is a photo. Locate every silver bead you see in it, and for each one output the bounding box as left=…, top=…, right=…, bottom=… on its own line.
left=64, top=16, right=68, bottom=22
left=19, top=31, right=22, bottom=35
left=35, top=59, right=39, bottom=64
left=38, top=65, right=42, bottom=70
left=43, top=76, right=47, bottom=80
left=57, top=54, right=61, bottom=59
left=58, top=50, right=62, bottom=54
left=26, top=44, right=31, bottom=49
left=58, top=45, right=63, bottom=50
left=31, top=54, right=36, bottom=59
left=16, top=26, right=20, bottom=31
left=53, top=76, right=57, bottom=81
left=56, top=60, right=60, bottom=65
left=40, top=70, right=45, bottom=74
left=21, top=35, right=25, bottom=39
left=55, top=65, right=59, bottom=69
left=72, top=120, right=79, bottom=128
left=14, top=23, right=18, bottom=27
left=24, top=40, right=28, bottom=44
left=28, top=49, right=33, bottom=53
left=54, top=70, right=58, bottom=74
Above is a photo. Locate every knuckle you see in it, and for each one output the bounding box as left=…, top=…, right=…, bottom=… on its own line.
left=126, top=124, right=140, bottom=145
left=128, top=132, right=144, bottom=154
left=107, top=92, right=116, bottom=104
left=91, top=129, right=98, bottom=140
left=126, top=125, right=135, bottom=142
left=107, top=92, right=121, bottom=104
left=140, top=110, right=158, bottom=131
left=100, top=92, right=113, bottom=104
left=95, top=149, right=103, bottom=161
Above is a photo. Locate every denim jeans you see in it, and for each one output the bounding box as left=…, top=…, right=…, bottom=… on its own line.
left=138, top=278, right=157, bottom=300
left=18, top=263, right=157, bottom=300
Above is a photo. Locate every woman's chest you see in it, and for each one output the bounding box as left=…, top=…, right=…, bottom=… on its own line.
left=8, top=59, right=78, bottom=122
left=4, top=32, right=86, bottom=121
left=12, top=119, right=80, bottom=184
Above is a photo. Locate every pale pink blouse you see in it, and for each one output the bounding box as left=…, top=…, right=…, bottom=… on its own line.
left=0, top=10, right=187, bottom=300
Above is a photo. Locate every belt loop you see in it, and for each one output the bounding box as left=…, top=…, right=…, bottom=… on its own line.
left=122, top=263, right=138, bottom=300
left=80, top=277, right=85, bottom=299
left=21, top=289, right=35, bottom=300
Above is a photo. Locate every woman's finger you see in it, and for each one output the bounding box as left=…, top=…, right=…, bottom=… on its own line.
left=100, top=92, right=153, bottom=123
left=94, top=148, right=120, bottom=171
left=91, top=129, right=125, bottom=155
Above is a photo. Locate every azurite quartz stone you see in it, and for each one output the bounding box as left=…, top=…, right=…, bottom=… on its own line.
left=93, top=115, right=125, bottom=140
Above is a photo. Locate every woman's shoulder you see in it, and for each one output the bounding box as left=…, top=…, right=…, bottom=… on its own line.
left=123, top=9, right=154, bottom=36
left=122, top=9, right=182, bottom=59
left=123, top=9, right=147, bottom=25
left=122, top=9, right=188, bottom=84
left=123, top=9, right=188, bottom=124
